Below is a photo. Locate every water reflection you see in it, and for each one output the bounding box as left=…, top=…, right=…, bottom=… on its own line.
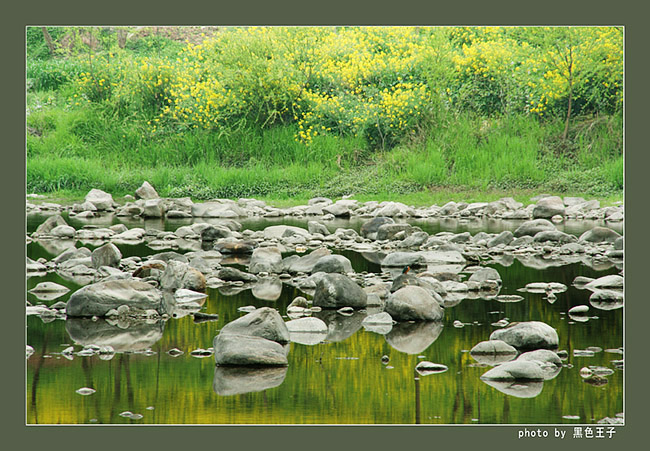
left=213, top=366, right=288, bottom=396
left=66, top=318, right=166, bottom=352
left=385, top=322, right=444, bottom=354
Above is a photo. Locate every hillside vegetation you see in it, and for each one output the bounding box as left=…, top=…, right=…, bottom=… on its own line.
left=26, top=26, right=623, bottom=203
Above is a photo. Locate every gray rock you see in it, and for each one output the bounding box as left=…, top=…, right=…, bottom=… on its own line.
left=308, top=197, right=333, bottom=206
left=220, top=307, right=290, bottom=343
left=376, top=223, right=412, bottom=241
left=91, top=243, right=122, bottom=269
left=400, top=231, right=429, bottom=248
left=284, top=247, right=331, bottom=273
left=385, top=286, right=444, bottom=321
left=533, top=196, right=565, bottom=218
left=322, top=202, right=351, bottom=217
left=84, top=189, right=114, bottom=210
left=307, top=221, right=330, bottom=236
left=589, top=290, right=623, bottom=310
left=213, top=334, right=288, bottom=366
left=613, top=236, right=623, bottom=250
left=143, top=199, right=165, bottom=218
left=249, top=246, right=283, bottom=274
left=28, top=282, right=70, bottom=294
left=488, top=231, right=514, bottom=248
left=513, top=219, right=556, bottom=237
left=470, top=340, right=518, bottom=365
left=313, top=273, right=367, bottom=309
left=217, top=267, right=258, bottom=283
left=533, top=230, right=577, bottom=243
left=579, top=227, right=621, bottom=243
left=312, top=254, right=354, bottom=274
left=50, top=225, right=76, bottom=238
left=263, top=225, right=311, bottom=240
left=213, top=366, right=287, bottom=396
left=584, top=275, right=624, bottom=290
left=160, top=260, right=206, bottom=292
left=214, top=240, right=256, bottom=254
left=135, top=181, right=159, bottom=200
left=381, top=252, right=427, bottom=268
left=201, top=225, right=233, bottom=241
left=66, top=280, right=166, bottom=317
left=480, top=360, right=545, bottom=381
left=360, top=217, right=395, bottom=239
left=489, top=321, right=559, bottom=350
left=33, top=214, right=68, bottom=236
left=468, top=267, right=501, bottom=284
left=516, top=349, right=563, bottom=380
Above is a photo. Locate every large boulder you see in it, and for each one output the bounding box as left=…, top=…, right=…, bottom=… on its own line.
left=284, top=247, right=331, bottom=273
left=84, top=189, right=114, bottom=211
left=66, top=280, right=166, bottom=317
left=533, top=196, right=565, bottom=219
left=513, top=219, right=556, bottom=237
left=533, top=230, right=578, bottom=243
left=579, top=227, right=622, bottom=244
left=219, top=307, right=290, bottom=344
left=307, top=221, right=330, bottom=236
left=385, top=286, right=444, bottom=321
left=91, top=243, right=122, bottom=269
left=248, top=246, right=283, bottom=274
left=381, top=252, right=427, bottom=268
left=322, top=202, right=351, bottom=217
left=263, top=225, right=311, bottom=240
left=360, top=217, right=395, bottom=239
left=516, top=349, right=563, bottom=380
left=469, top=340, right=518, bottom=365
left=313, top=273, right=367, bottom=309
left=160, top=260, right=206, bottom=292
left=201, top=225, right=233, bottom=241
left=217, top=267, right=258, bottom=282
left=213, top=334, right=288, bottom=366
left=376, top=223, right=413, bottom=241
left=135, top=181, right=159, bottom=200
left=489, top=321, right=559, bottom=350
left=584, top=275, right=624, bottom=291
left=312, top=254, right=354, bottom=274
left=468, top=267, right=502, bottom=284
left=33, top=214, right=68, bottom=236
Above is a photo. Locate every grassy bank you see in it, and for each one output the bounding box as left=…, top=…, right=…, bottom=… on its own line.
left=26, top=27, right=623, bottom=204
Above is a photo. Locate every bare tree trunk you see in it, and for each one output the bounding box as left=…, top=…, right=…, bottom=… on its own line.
left=117, top=28, right=127, bottom=49
left=41, top=27, right=56, bottom=55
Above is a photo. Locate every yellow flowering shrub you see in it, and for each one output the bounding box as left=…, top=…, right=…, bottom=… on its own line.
left=69, top=26, right=622, bottom=148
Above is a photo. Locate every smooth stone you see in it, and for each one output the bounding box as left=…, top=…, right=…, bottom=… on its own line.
left=313, top=273, right=367, bottom=309
left=513, top=219, right=556, bottom=237
left=489, top=321, right=559, bottom=350
left=480, top=360, right=545, bottom=381
left=385, top=286, right=444, bottom=321
left=220, top=307, right=289, bottom=343
left=415, top=361, right=448, bottom=376
left=66, top=280, right=166, bottom=317
left=213, top=334, right=288, bottom=366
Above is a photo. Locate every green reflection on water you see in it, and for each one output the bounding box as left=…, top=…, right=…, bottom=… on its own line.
left=27, top=259, right=622, bottom=425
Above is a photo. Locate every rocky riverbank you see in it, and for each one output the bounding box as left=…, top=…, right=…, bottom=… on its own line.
left=26, top=183, right=623, bottom=392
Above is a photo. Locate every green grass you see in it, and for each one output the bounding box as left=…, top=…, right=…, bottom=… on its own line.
left=26, top=89, right=623, bottom=205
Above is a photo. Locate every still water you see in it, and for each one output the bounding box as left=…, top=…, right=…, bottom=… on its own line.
left=26, top=214, right=623, bottom=425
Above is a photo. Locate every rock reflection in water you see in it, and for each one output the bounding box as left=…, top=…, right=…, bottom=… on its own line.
left=313, top=310, right=366, bottom=342
left=213, top=366, right=288, bottom=396
left=385, top=321, right=443, bottom=354
left=481, top=379, right=544, bottom=398
left=65, top=317, right=165, bottom=352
